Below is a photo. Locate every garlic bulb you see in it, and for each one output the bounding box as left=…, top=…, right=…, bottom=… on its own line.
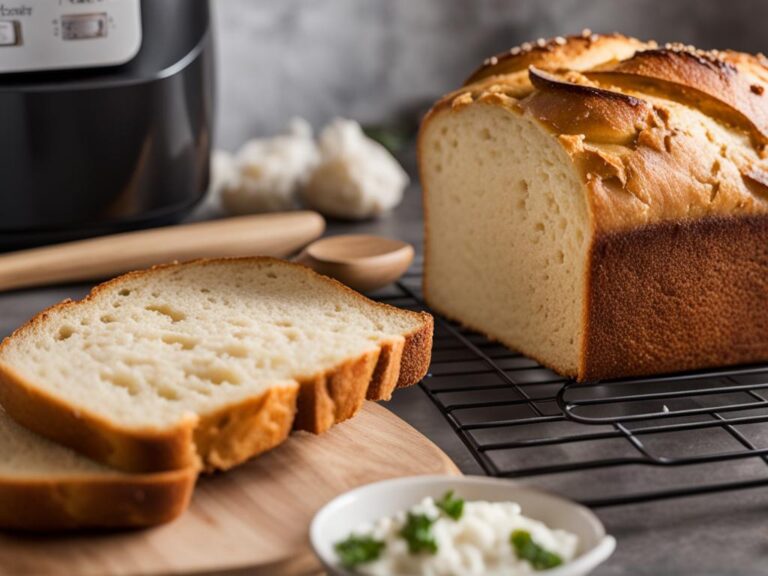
left=302, top=119, right=408, bottom=220
left=220, top=118, right=319, bottom=215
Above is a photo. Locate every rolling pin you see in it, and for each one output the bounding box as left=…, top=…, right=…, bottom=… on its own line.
left=0, top=212, right=325, bottom=292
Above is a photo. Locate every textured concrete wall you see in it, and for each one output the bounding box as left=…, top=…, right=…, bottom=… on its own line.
left=212, top=0, right=767, bottom=149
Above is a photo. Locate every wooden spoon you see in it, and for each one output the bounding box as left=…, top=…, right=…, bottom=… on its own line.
left=294, top=234, right=414, bottom=292
left=0, top=212, right=325, bottom=293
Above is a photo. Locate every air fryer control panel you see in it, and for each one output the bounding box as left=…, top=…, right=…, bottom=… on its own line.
left=0, top=0, right=141, bottom=73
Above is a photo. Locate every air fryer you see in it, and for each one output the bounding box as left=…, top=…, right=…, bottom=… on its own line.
left=0, top=0, right=214, bottom=249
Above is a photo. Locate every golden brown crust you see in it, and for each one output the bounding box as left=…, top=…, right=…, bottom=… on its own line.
left=365, top=339, right=404, bottom=402
left=395, top=313, right=434, bottom=389
left=464, top=32, right=650, bottom=86
left=0, top=468, right=195, bottom=530
left=523, top=67, right=658, bottom=145
left=582, top=113, right=768, bottom=234
left=427, top=33, right=652, bottom=118
left=193, top=385, right=298, bottom=472
left=293, top=310, right=434, bottom=430
left=587, top=47, right=768, bottom=147
left=293, top=348, right=380, bottom=434
left=0, top=257, right=433, bottom=473
left=582, top=215, right=768, bottom=380
left=524, top=54, right=768, bottom=234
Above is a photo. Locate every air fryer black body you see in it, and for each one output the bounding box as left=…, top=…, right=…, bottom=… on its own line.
left=0, top=0, right=213, bottom=249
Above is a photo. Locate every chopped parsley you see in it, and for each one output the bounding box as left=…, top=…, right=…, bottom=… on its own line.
left=510, top=529, right=563, bottom=570
left=334, top=534, right=385, bottom=568
left=399, top=512, right=438, bottom=554
left=436, top=490, right=464, bottom=520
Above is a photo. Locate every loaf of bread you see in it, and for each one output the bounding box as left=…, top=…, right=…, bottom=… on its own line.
left=0, top=406, right=194, bottom=529
left=0, top=258, right=432, bottom=473
left=419, top=32, right=768, bottom=381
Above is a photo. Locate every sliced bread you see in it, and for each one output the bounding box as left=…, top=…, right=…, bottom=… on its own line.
left=0, top=406, right=194, bottom=530
left=0, top=258, right=432, bottom=473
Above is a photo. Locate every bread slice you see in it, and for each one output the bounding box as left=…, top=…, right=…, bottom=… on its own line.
left=0, top=406, right=194, bottom=530
left=0, top=258, right=432, bottom=473
left=420, top=34, right=768, bottom=381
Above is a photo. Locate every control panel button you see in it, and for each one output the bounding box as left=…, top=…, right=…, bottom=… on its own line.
left=61, top=13, right=107, bottom=40
left=0, top=21, right=18, bottom=46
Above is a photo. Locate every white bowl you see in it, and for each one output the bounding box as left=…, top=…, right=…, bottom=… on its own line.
left=310, top=475, right=615, bottom=576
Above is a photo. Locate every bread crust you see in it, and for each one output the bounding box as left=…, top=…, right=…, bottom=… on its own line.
left=395, top=313, right=434, bottom=388
left=524, top=66, right=657, bottom=146
left=464, top=32, right=650, bottom=86
left=193, top=384, right=298, bottom=472
left=587, top=47, right=768, bottom=147
left=293, top=348, right=380, bottom=434
left=0, top=468, right=195, bottom=530
left=0, top=257, right=433, bottom=473
left=582, top=214, right=768, bottom=380
left=365, top=339, right=404, bottom=402
left=293, top=305, right=433, bottom=432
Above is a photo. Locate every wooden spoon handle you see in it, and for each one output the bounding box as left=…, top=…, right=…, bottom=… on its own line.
left=0, top=211, right=325, bottom=293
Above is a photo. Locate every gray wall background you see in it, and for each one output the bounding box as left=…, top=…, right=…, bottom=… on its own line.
left=212, top=0, right=768, bottom=150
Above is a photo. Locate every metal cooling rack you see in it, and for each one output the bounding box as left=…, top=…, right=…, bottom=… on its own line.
left=375, top=257, right=768, bottom=508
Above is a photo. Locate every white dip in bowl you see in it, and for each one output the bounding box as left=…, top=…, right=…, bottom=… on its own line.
left=311, top=475, right=615, bottom=576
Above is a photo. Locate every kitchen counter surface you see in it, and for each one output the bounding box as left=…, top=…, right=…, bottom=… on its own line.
left=2, top=186, right=768, bottom=575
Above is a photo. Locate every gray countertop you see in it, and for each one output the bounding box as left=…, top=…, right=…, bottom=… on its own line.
left=2, top=187, right=768, bottom=575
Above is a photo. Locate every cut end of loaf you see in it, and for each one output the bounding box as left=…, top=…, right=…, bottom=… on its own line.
left=0, top=258, right=433, bottom=473
left=422, top=34, right=768, bottom=381
left=421, top=103, right=590, bottom=377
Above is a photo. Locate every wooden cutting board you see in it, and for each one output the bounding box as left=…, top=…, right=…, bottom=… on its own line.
left=0, top=403, right=459, bottom=576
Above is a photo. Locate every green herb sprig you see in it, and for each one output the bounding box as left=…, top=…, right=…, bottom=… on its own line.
left=435, top=490, right=464, bottom=520
left=334, top=534, right=386, bottom=568
left=510, top=529, right=563, bottom=571
left=399, top=512, right=438, bottom=554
